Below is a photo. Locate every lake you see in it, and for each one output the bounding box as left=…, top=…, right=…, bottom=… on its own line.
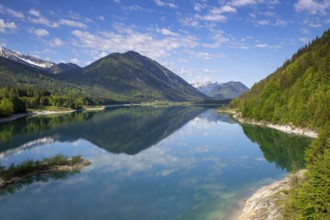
left=0, top=106, right=311, bottom=220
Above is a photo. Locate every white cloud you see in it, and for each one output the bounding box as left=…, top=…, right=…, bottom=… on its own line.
left=180, top=16, right=200, bottom=27
left=192, top=4, right=237, bottom=24
left=71, top=25, right=198, bottom=60
left=28, top=9, right=59, bottom=28
left=98, top=16, right=105, bottom=21
left=230, top=0, right=257, bottom=7
left=29, top=28, right=49, bottom=37
left=274, top=18, right=289, bottom=26
left=303, top=17, right=322, bottom=28
left=300, top=28, right=311, bottom=34
left=197, top=14, right=228, bottom=22
left=294, top=0, right=330, bottom=14
left=255, top=43, right=282, bottom=49
left=194, top=3, right=205, bottom=12
left=204, top=31, right=230, bottom=48
left=28, top=8, right=41, bottom=17
left=154, top=0, right=177, bottom=9
left=299, top=37, right=310, bottom=43
left=256, top=19, right=270, bottom=25
left=27, top=9, right=88, bottom=29
left=210, top=5, right=237, bottom=14
left=255, top=43, right=270, bottom=48
left=6, top=8, right=24, bottom=19
left=49, top=38, right=64, bottom=47
left=188, top=51, right=224, bottom=60
left=0, top=19, right=17, bottom=33
left=28, top=16, right=59, bottom=28
left=157, top=28, right=178, bottom=36
left=58, top=19, right=87, bottom=28
left=70, top=57, right=80, bottom=64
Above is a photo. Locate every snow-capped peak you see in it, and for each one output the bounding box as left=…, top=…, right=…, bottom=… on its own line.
left=191, top=80, right=214, bottom=88
left=0, top=46, right=55, bottom=69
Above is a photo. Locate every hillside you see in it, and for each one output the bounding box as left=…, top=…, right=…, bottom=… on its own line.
left=60, top=51, right=206, bottom=102
left=0, top=57, right=83, bottom=95
left=193, top=81, right=248, bottom=99
left=231, top=28, right=330, bottom=219
left=231, top=29, right=330, bottom=131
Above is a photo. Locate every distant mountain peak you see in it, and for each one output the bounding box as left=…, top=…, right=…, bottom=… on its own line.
left=192, top=80, right=249, bottom=99
left=0, top=46, right=55, bottom=69
left=48, top=62, right=81, bottom=74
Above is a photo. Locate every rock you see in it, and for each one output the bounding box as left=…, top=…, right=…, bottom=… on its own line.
left=238, top=170, right=306, bottom=220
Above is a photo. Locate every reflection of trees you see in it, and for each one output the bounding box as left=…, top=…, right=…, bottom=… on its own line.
left=0, top=112, right=95, bottom=151
left=242, top=124, right=312, bottom=171
left=0, top=106, right=206, bottom=155
left=0, top=171, right=78, bottom=197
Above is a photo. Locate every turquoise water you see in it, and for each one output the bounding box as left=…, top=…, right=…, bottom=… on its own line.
left=0, top=107, right=311, bottom=220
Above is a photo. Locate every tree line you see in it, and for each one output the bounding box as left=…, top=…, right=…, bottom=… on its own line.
left=0, top=87, right=101, bottom=117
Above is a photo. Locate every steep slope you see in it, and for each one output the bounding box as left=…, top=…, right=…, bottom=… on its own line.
left=193, top=81, right=249, bottom=99
left=231, top=29, right=330, bottom=130
left=0, top=47, right=55, bottom=69
left=0, top=57, right=83, bottom=95
left=61, top=51, right=206, bottom=102
left=231, top=29, right=330, bottom=220
left=48, top=63, right=81, bottom=74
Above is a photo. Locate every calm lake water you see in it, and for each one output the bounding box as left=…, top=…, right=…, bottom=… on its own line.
left=0, top=106, right=311, bottom=220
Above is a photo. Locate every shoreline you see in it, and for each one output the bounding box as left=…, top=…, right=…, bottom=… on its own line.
left=0, top=110, right=76, bottom=124
left=238, top=170, right=306, bottom=220
left=217, top=109, right=316, bottom=219
left=0, top=104, right=134, bottom=124
left=219, top=109, right=318, bottom=138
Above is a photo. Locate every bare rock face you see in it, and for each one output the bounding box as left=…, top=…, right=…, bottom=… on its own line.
left=238, top=170, right=306, bottom=220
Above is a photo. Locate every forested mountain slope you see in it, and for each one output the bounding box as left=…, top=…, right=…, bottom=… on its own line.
left=231, top=28, right=330, bottom=219
left=231, top=29, right=330, bottom=131
left=60, top=51, right=206, bottom=102
left=0, top=57, right=83, bottom=95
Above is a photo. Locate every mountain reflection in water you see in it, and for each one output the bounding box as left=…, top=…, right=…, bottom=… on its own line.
left=0, top=106, right=206, bottom=156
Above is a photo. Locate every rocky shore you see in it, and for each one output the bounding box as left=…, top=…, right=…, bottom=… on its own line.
left=219, top=109, right=318, bottom=138
left=238, top=170, right=306, bottom=220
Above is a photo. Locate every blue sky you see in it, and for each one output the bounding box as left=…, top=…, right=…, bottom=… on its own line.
left=0, top=0, right=329, bottom=87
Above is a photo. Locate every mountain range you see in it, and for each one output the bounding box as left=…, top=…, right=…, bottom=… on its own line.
left=192, top=81, right=249, bottom=99
left=0, top=47, right=206, bottom=102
